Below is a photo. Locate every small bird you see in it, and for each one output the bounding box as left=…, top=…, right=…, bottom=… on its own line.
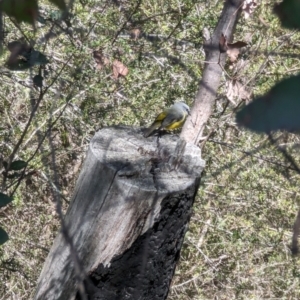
left=144, top=102, right=190, bottom=138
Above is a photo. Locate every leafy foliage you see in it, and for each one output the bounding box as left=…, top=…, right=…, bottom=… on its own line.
left=236, top=75, right=300, bottom=132
left=237, top=0, right=300, bottom=133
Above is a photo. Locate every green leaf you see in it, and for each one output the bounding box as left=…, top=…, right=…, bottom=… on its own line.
left=10, top=160, right=27, bottom=171
left=30, top=50, right=49, bottom=66
left=236, top=75, right=300, bottom=133
left=7, top=41, right=30, bottom=53
left=274, top=0, right=300, bottom=30
left=37, top=15, right=47, bottom=24
left=0, top=0, right=38, bottom=25
left=5, top=60, right=32, bottom=71
left=0, top=227, right=9, bottom=245
left=49, top=0, right=67, bottom=11
left=6, top=60, right=31, bottom=71
left=33, top=75, right=43, bottom=87
left=6, top=49, right=49, bottom=71
left=5, top=41, right=34, bottom=71
left=0, top=192, right=13, bottom=208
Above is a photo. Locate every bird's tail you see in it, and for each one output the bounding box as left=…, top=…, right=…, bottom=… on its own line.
left=143, top=121, right=161, bottom=137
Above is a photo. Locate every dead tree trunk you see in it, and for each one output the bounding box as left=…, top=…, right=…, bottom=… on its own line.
left=34, top=126, right=204, bottom=300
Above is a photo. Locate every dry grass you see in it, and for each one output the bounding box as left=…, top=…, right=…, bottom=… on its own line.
left=1, top=0, right=300, bottom=299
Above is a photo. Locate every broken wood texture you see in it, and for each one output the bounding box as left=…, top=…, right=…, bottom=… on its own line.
left=181, top=0, right=244, bottom=144
left=34, top=126, right=205, bottom=300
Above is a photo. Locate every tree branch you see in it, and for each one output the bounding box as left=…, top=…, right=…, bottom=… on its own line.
left=181, top=0, right=244, bottom=145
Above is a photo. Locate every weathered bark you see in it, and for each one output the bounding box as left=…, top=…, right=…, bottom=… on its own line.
left=181, top=0, right=244, bottom=144
left=34, top=126, right=204, bottom=300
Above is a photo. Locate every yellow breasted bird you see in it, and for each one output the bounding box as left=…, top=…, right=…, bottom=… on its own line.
left=144, top=102, right=190, bottom=138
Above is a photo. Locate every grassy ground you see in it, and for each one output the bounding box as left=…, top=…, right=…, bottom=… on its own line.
left=1, top=0, right=300, bottom=299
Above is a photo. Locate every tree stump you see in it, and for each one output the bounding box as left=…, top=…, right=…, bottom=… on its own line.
left=34, top=126, right=205, bottom=300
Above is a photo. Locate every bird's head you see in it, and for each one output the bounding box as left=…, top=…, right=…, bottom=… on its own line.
left=176, top=102, right=190, bottom=115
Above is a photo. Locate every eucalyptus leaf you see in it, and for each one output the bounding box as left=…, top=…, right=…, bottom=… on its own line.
left=0, top=227, right=9, bottom=245
left=236, top=75, right=300, bottom=133
left=10, top=160, right=27, bottom=171
left=29, top=50, right=49, bottom=66
left=33, top=75, right=43, bottom=87
left=0, top=192, right=13, bottom=208
left=274, top=0, right=300, bottom=30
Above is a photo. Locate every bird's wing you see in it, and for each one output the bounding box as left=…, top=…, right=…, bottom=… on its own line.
left=143, top=111, right=167, bottom=137
left=154, top=111, right=168, bottom=121
left=160, top=107, right=184, bottom=129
